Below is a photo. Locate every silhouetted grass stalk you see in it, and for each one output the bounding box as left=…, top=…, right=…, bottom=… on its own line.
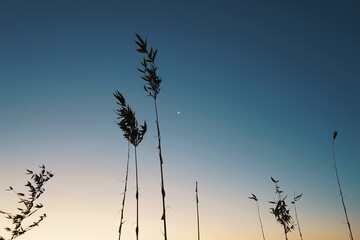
left=332, top=131, right=353, bottom=240
left=249, top=194, right=266, bottom=240
left=114, top=91, right=147, bottom=240
left=292, top=193, right=303, bottom=240
left=118, top=142, right=130, bottom=240
left=135, top=33, right=168, bottom=240
left=196, top=182, right=200, bottom=240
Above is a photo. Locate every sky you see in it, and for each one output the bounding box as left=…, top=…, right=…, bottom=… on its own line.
left=0, top=0, right=359, bottom=240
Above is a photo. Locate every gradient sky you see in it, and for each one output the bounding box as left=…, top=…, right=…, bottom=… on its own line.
left=1, top=1, right=359, bottom=240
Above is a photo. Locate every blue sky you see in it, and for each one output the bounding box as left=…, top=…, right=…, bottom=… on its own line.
left=1, top=1, right=359, bottom=240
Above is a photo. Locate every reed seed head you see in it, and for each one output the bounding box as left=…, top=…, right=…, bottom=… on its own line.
left=249, top=193, right=258, bottom=201
left=114, top=90, right=147, bottom=147
left=135, top=33, right=162, bottom=99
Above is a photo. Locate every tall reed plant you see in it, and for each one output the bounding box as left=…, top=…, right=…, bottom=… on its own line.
left=0, top=165, right=54, bottom=240
left=114, top=91, right=147, bottom=240
left=332, top=131, right=353, bottom=240
left=249, top=193, right=266, bottom=240
left=269, top=177, right=294, bottom=240
left=135, top=33, right=169, bottom=240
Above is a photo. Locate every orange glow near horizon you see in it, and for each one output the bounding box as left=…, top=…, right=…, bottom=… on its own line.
left=1, top=164, right=359, bottom=240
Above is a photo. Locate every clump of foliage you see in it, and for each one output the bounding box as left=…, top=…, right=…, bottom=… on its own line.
left=135, top=33, right=169, bottom=240
left=291, top=193, right=303, bottom=240
left=269, top=177, right=294, bottom=240
left=114, top=90, right=147, bottom=240
left=249, top=193, right=266, bottom=240
left=0, top=165, right=54, bottom=240
left=332, top=131, right=354, bottom=240
left=114, top=91, right=147, bottom=148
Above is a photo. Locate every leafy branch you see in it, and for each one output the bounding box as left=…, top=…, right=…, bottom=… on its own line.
left=0, top=165, right=54, bottom=240
left=269, top=177, right=294, bottom=240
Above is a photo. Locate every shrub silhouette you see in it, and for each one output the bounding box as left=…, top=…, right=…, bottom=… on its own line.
left=0, top=165, right=54, bottom=240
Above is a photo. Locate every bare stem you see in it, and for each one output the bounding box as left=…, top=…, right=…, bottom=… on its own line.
left=293, top=202, right=303, bottom=240
left=118, top=142, right=130, bottom=240
left=135, top=146, right=139, bottom=240
left=333, top=137, right=353, bottom=240
left=154, top=98, right=168, bottom=240
left=196, top=182, right=200, bottom=240
left=256, top=201, right=266, bottom=240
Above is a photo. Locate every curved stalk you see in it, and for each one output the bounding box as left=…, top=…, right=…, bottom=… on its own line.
left=332, top=132, right=353, bottom=240
left=250, top=194, right=266, bottom=240
left=293, top=201, right=303, bottom=240
left=256, top=201, right=266, bottom=240
left=118, top=142, right=130, bottom=240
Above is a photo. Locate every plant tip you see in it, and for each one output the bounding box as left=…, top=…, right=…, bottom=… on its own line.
left=333, top=131, right=338, bottom=139
left=271, top=177, right=279, bottom=183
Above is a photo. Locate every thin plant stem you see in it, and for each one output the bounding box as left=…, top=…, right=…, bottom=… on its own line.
left=256, top=201, right=266, bottom=240
left=249, top=194, right=266, bottom=240
left=154, top=98, right=168, bottom=240
left=293, top=200, right=303, bottom=240
left=332, top=132, right=353, bottom=240
left=135, top=146, right=139, bottom=240
left=196, top=182, right=200, bottom=240
left=118, top=142, right=130, bottom=240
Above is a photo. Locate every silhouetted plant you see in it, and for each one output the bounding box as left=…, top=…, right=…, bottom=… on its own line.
left=269, top=177, right=294, bottom=240
left=291, top=193, right=303, bottom=240
left=135, top=33, right=169, bottom=240
left=114, top=90, right=147, bottom=240
left=332, top=131, right=354, bottom=240
left=0, top=165, right=54, bottom=240
left=195, top=182, right=200, bottom=240
left=249, top=193, right=266, bottom=240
